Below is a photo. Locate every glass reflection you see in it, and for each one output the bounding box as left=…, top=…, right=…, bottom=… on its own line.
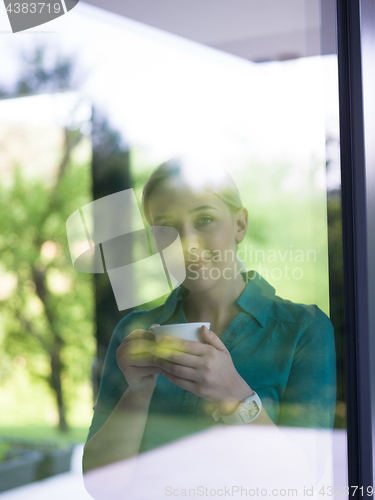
left=0, top=0, right=346, bottom=497
left=83, top=157, right=337, bottom=498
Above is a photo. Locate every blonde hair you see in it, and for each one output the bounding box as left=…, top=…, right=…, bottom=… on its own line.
left=142, top=157, right=243, bottom=224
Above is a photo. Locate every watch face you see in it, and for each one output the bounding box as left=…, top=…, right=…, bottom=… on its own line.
left=239, top=400, right=260, bottom=422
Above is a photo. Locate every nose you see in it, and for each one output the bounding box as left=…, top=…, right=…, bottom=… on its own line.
left=179, top=225, right=200, bottom=260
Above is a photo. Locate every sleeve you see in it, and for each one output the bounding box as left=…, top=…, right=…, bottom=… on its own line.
left=278, top=305, right=337, bottom=429
left=85, top=311, right=143, bottom=443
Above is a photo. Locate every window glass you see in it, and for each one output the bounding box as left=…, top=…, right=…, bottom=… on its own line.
left=0, top=1, right=346, bottom=498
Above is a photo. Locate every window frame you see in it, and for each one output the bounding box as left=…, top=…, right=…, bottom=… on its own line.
left=336, top=0, right=375, bottom=494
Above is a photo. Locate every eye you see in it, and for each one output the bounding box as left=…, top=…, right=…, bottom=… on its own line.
left=197, top=216, right=214, bottom=226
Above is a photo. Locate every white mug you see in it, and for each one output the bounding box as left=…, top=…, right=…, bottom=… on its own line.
left=151, top=322, right=210, bottom=343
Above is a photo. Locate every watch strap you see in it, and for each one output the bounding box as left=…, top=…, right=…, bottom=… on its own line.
left=212, top=392, right=262, bottom=425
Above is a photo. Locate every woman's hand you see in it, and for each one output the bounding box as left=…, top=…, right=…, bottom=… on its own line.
left=116, top=327, right=161, bottom=393
left=150, top=326, right=253, bottom=414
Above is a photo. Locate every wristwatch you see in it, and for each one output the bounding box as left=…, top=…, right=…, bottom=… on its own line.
left=212, top=392, right=262, bottom=424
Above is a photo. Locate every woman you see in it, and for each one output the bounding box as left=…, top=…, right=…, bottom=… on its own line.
left=83, top=158, right=336, bottom=474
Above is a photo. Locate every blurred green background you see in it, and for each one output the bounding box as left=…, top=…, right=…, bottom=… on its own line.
left=0, top=50, right=95, bottom=442
left=0, top=42, right=344, bottom=448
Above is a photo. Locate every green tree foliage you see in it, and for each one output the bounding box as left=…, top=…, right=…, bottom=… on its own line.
left=2, top=46, right=82, bottom=97
left=0, top=46, right=94, bottom=432
left=0, top=136, right=94, bottom=432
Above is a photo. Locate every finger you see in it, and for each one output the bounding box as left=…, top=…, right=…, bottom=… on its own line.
left=154, top=357, right=198, bottom=381
left=149, top=345, right=199, bottom=368
left=124, top=329, right=155, bottom=342
left=159, top=369, right=197, bottom=393
left=125, top=339, right=156, bottom=356
left=200, top=326, right=227, bottom=352
left=118, top=344, right=157, bottom=366
left=148, top=324, right=160, bottom=332
left=127, top=353, right=159, bottom=367
left=155, top=335, right=204, bottom=355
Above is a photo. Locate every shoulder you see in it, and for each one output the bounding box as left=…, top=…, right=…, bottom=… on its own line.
left=242, top=272, right=332, bottom=335
left=269, top=295, right=331, bottom=329
left=268, top=296, right=334, bottom=357
left=261, top=285, right=334, bottom=350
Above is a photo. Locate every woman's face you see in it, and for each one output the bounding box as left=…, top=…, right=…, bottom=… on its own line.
left=147, top=177, right=248, bottom=292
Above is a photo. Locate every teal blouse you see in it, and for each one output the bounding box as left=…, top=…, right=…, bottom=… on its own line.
left=87, top=271, right=336, bottom=452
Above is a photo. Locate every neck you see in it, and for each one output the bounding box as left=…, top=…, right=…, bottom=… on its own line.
left=183, top=273, right=246, bottom=333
